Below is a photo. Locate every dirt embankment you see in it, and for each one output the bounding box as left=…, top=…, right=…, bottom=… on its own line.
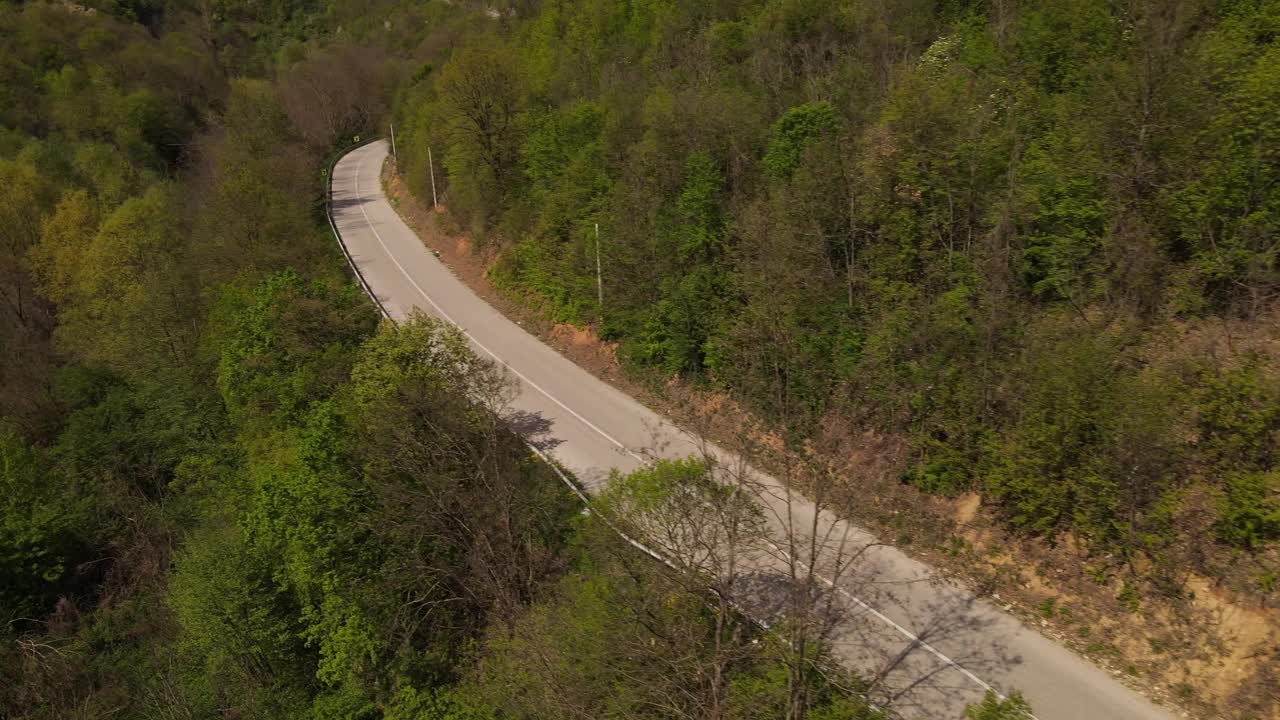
left=381, top=162, right=1279, bottom=720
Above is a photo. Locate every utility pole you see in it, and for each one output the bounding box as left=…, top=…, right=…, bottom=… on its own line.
left=389, top=122, right=398, bottom=164
left=428, top=146, right=439, bottom=210
left=594, top=222, right=603, bottom=313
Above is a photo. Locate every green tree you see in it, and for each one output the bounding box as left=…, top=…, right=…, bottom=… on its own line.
left=215, top=270, right=378, bottom=426
left=438, top=41, right=524, bottom=221
left=1218, top=471, right=1280, bottom=549
left=764, top=101, right=838, bottom=179
left=168, top=520, right=314, bottom=717
left=984, top=324, right=1118, bottom=537
left=1169, top=4, right=1280, bottom=313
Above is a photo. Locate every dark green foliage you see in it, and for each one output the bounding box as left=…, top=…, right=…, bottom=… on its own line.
left=764, top=101, right=839, bottom=179
left=984, top=327, right=1120, bottom=536
left=0, top=4, right=405, bottom=715
left=0, top=426, right=89, bottom=622
left=168, top=521, right=318, bottom=705
left=1191, top=356, right=1280, bottom=548
left=1194, top=358, right=1280, bottom=473
left=1016, top=129, right=1107, bottom=303
left=1167, top=6, right=1280, bottom=313
left=631, top=152, right=728, bottom=374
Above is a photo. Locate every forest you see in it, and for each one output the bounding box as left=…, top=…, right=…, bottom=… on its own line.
left=0, top=0, right=1036, bottom=718
left=0, top=0, right=1276, bottom=718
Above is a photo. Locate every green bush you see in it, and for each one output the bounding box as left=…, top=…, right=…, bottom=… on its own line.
left=1218, top=471, right=1280, bottom=549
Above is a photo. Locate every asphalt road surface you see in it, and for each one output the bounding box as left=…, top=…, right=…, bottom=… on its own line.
left=330, top=140, right=1177, bottom=720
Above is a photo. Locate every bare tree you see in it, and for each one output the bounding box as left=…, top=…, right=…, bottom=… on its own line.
left=606, top=394, right=1024, bottom=719
left=277, top=44, right=395, bottom=152
left=603, top=449, right=771, bottom=720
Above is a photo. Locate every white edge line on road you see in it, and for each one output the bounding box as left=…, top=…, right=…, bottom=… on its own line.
left=351, top=151, right=647, bottom=467
left=342, top=144, right=1023, bottom=710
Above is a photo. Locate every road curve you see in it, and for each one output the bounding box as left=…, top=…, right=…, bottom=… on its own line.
left=330, top=140, right=1175, bottom=720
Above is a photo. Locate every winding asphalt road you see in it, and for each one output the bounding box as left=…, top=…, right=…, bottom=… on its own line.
left=330, top=140, right=1176, bottom=720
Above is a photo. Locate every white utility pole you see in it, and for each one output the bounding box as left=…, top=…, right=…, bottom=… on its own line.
left=428, top=146, right=439, bottom=210
left=594, top=222, right=603, bottom=311
left=389, top=122, right=398, bottom=163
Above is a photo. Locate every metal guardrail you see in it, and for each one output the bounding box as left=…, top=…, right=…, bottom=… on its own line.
left=324, top=136, right=391, bottom=321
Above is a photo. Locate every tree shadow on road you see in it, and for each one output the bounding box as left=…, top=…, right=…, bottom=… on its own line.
left=504, top=408, right=562, bottom=453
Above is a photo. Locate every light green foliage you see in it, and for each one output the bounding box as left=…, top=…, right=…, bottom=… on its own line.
left=708, top=20, right=750, bottom=65
left=0, top=156, right=53, bottom=257
left=676, top=151, right=725, bottom=260
left=1219, top=472, right=1280, bottom=549
left=32, top=181, right=206, bottom=392
left=1194, top=357, right=1280, bottom=473
left=599, top=456, right=767, bottom=591
left=168, top=521, right=315, bottom=706
left=60, top=185, right=175, bottom=313
left=764, top=101, right=839, bottom=179
left=239, top=400, right=380, bottom=689
left=604, top=455, right=715, bottom=510
left=964, top=691, right=1035, bottom=720
left=29, top=191, right=99, bottom=306
left=350, top=310, right=495, bottom=411
left=383, top=686, right=490, bottom=720
left=1016, top=129, right=1107, bottom=302
left=1170, top=3, right=1280, bottom=310
left=70, top=142, right=154, bottom=207
left=726, top=657, right=883, bottom=720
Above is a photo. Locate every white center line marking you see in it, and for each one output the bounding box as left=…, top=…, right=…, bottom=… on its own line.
left=351, top=150, right=645, bottom=465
